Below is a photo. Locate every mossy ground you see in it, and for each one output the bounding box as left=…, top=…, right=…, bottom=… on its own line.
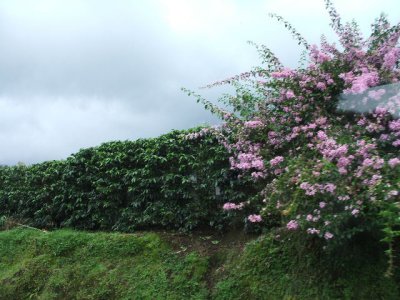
left=0, top=228, right=398, bottom=299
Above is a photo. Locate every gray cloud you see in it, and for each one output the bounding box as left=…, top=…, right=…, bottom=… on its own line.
left=0, top=0, right=399, bottom=164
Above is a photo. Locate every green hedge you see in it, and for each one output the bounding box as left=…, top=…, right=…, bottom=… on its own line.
left=0, top=128, right=250, bottom=232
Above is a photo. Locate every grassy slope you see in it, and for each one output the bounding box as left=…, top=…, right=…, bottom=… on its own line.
left=0, top=228, right=399, bottom=300
left=0, top=229, right=210, bottom=300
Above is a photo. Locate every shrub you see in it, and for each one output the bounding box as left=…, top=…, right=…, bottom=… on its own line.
left=0, top=128, right=251, bottom=232
left=188, top=0, right=400, bottom=274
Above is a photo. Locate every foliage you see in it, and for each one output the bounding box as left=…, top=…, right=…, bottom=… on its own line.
left=188, top=0, right=400, bottom=274
left=1, top=228, right=398, bottom=299
left=0, top=128, right=251, bottom=232
left=0, top=228, right=209, bottom=299
left=213, top=231, right=400, bottom=299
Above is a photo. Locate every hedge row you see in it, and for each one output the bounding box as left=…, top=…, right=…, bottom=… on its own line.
left=0, top=128, right=251, bottom=232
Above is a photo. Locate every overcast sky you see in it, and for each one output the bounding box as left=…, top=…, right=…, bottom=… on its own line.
left=0, top=0, right=399, bottom=165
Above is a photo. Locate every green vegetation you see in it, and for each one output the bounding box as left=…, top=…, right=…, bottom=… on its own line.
left=0, top=128, right=254, bottom=232
left=214, top=232, right=400, bottom=299
left=0, top=228, right=210, bottom=300
left=1, top=228, right=398, bottom=299
left=1, top=2, right=399, bottom=298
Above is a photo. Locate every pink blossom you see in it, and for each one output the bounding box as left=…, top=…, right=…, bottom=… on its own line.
left=271, top=68, right=296, bottom=78
left=300, top=182, right=311, bottom=190
left=312, top=171, right=321, bottom=176
left=373, top=158, right=384, bottom=169
left=319, top=202, right=327, bottom=208
left=307, top=228, right=320, bottom=234
left=383, top=47, right=400, bottom=69
left=324, top=232, right=334, bottom=240
left=317, top=131, right=328, bottom=141
left=393, top=140, right=400, bottom=147
left=316, top=82, right=327, bottom=91
left=344, top=71, right=379, bottom=94
left=248, top=214, right=262, bottom=223
left=389, top=120, right=400, bottom=132
left=338, top=195, right=350, bottom=201
left=286, top=220, right=299, bottom=230
left=268, top=131, right=277, bottom=138
left=324, top=183, right=336, bottom=193
left=362, top=158, right=374, bottom=167
left=270, top=156, right=284, bottom=167
left=310, top=44, right=332, bottom=63
left=244, top=120, right=264, bottom=128
left=315, top=117, right=327, bottom=125
left=388, top=158, right=400, bottom=167
left=337, top=156, right=351, bottom=168
left=286, top=90, right=295, bottom=99
left=223, top=202, right=244, bottom=211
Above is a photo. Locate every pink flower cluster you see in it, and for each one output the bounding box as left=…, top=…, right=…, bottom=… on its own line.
left=286, top=220, right=299, bottom=230
left=248, top=214, right=262, bottom=223
left=310, top=44, right=332, bottom=64
left=383, top=47, right=400, bottom=69
left=196, top=1, right=400, bottom=249
left=244, top=120, right=264, bottom=128
left=230, top=152, right=264, bottom=171
left=299, top=182, right=336, bottom=196
left=343, top=70, right=379, bottom=94
left=271, top=67, right=296, bottom=79
left=270, top=156, right=284, bottom=167
left=223, top=202, right=244, bottom=211
left=388, top=158, right=400, bottom=167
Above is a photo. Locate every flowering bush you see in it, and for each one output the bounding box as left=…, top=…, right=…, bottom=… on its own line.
left=187, top=0, right=400, bottom=275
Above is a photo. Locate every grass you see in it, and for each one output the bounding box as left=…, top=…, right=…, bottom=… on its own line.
left=0, top=228, right=210, bottom=300
left=0, top=228, right=399, bottom=299
left=213, top=232, right=400, bottom=299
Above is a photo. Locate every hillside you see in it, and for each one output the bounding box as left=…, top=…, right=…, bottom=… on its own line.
left=0, top=228, right=398, bottom=299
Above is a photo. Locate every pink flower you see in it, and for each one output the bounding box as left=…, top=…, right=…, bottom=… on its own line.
left=286, top=220, right=299, bottom=230
left=351, top=209, right=360, bottom=216
left=300, top=182, right=311, bottom=190
left=271, top=67, right=296, bottom=78
left=248, top=214, right=262, bottom=223
left=270, top=156, right=284, bottom=167
left=362, top=158, right=374, bottom=167
left=244, top=120, right=264, bottom=128
left=337, top=156, right=351, bottom=168
left=338, top=195, right=350, bottom=201
left=251, top=171, right=265, bottom=179
left=307, top=228, right=320, bottom=234
left=324, top=232, right=334, bottom=240
left=324, top=183, right=336, bottom=193
left=223, top=202, right=244, bottom=211
left=393, top=140, right=400, bottom=147
left=286, top=90, right=295, bottom=99
left=317, top=82, right=327, bottom=91
left=315, top=117, right=327, bottom=126
left=383, top=47, right=400, bottom=69
left=373, top=158, right=384, bottom=169
left=344, top=71, right=379, bottom=94
left=388, top=158, right=400, bottom=168
left=319, top=202, right=326, bottom=208
left=317, top=131, right=328, bottom=141
left=389, top=120, right=400, bottom=132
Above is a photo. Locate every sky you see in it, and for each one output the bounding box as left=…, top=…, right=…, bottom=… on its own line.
left=0, top=0, right=399, bottom=165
